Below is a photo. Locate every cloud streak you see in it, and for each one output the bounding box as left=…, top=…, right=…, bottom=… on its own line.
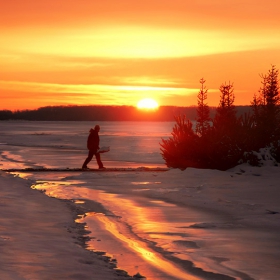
left=0, top=80, right=197, bottom=109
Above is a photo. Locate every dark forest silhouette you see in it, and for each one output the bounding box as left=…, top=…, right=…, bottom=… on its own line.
left=160, top=65, right=280, bottom=170
left=0, top=105, right=251, bottom=122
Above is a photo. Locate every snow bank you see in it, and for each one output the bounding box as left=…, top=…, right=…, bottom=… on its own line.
left=0, top=171, right=131, bottom=280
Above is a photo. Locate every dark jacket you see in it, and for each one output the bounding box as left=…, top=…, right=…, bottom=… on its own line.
left=87, top=128, right=100, bottom=151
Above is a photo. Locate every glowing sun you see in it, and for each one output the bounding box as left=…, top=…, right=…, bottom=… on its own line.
left=137, top=98, right=159, bottom=110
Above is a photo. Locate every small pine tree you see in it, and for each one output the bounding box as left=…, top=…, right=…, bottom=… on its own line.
left=251, top=65, right=280, bottom=147
left=210, top=82, right=242, bottom=169
left=160, top=115, right=199, bottom=169
left=213, top=82, right=237, bottom=133
left=261, top=65, right=280, bottom=107
left=195, top=78, right=211, bottom=137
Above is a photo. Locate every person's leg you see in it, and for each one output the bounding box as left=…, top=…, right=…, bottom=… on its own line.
left=95, top=152, right=104, bottom=169
left=82, top=150, right=94, bottom=168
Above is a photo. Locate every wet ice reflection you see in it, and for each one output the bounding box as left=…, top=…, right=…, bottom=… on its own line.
left=76, top=191, right=224, bottom=280
left=0, top=151, right=28, bottom=169
left=85, top=213, right=200, bottom=280
left=30, top=177, right=211, bottom=279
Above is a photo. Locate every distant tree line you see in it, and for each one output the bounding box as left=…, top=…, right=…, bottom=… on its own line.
left=0, top=104, right=251, bottom=122
left=160, top=65, right=280, bottom=170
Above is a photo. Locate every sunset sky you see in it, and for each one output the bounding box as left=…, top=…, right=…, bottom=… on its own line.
left=1, top=0, right=280, bottom=110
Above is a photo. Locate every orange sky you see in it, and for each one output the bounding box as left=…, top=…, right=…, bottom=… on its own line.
left=1, top=0, right=280, bottom=110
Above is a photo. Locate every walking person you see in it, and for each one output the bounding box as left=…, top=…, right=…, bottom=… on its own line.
left=82, top=125, right=105, bottom=169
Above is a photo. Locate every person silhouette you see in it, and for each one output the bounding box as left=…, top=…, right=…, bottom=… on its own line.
left=82, top=125, right=105, bottom=169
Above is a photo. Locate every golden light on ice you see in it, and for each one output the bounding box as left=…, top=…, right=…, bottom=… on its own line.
left=137, top=98, right=159, bottom=110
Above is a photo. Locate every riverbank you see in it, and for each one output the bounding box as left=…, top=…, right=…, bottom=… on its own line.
left=0, top=171, right=131, bottom=280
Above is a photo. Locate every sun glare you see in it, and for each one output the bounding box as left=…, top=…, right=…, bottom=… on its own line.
left=137, top=98, right=159, bottom=110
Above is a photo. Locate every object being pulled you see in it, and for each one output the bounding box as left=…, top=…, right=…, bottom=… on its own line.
left=97, top=146, right=110, bottom=153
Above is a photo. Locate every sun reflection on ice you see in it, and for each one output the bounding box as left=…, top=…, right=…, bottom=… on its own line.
left=85, top=212, right=200, bottom=280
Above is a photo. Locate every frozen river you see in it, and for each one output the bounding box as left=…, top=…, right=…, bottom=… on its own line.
left=0, top=120, right=173, bottom=169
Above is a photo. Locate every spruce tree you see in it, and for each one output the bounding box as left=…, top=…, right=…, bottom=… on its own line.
left=160, top=115, right=199, bottom=169
left=213, top=82, right=237, bottom=133
left=251, top=65, right=280, bottom=147
left=196, top=78, right=211, bottom=136
left=210, top=82, right=241, bottom=170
